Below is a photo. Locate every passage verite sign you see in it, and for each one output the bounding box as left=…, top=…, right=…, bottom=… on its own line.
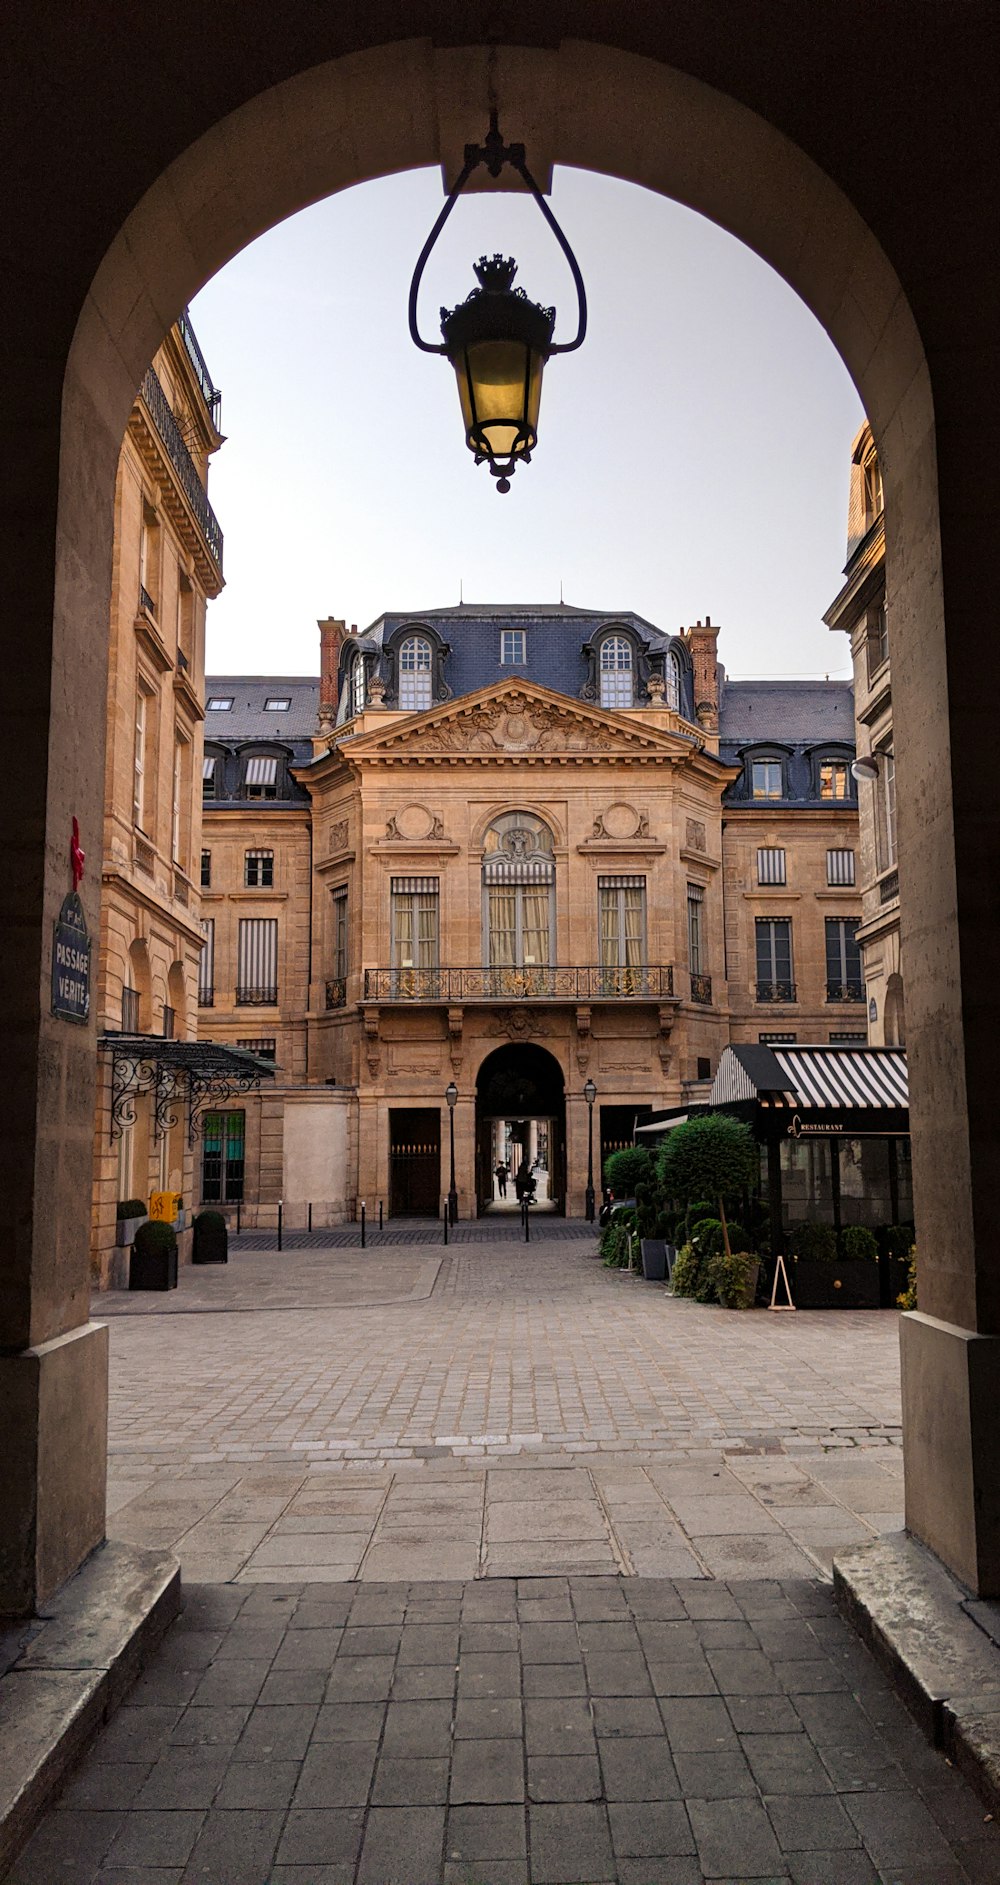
left=52, top=890, right=91, bottom=1023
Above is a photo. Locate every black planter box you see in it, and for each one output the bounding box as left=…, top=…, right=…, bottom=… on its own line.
left=640, top=1239, right=667, bottom=1282
left=129, top=1242, right=178, bottom=1291
left=193, top=1220, right=229, bottom=1264
left=793, top=1256, right=880, bottom=1309
left=881, top=1254, right=911, bottom=1308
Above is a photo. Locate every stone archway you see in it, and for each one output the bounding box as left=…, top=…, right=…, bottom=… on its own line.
left=476, top=1042, right=567, bottom=1214
left=4, top=24, right=998, bottom=1607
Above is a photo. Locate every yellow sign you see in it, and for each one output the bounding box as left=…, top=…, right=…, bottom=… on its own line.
left=149, top=1191, right=182, bottom=1222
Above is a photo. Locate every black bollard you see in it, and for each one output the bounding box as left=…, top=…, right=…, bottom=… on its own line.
left=522, top=1200, right=530, bottom=1243
left=236, top=1200, right=241, bottom=1236
left=379, top=1200, right=383, bottom=1230
left=443, top=1201, right=449, bottom=1245
left=277, top=1200, right=283, bottom=1252
left=361, top=1201, right=366, bottom=1249
left=308, top=1202, right=313, bottom=1233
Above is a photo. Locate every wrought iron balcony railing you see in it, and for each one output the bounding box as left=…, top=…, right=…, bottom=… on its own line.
left=326, top=977, right=347, bottom=1010
left=236, top=985, right=278, bottom=1006
left=139, top=582, right=156, bottom=617
left=198, top=986, right=214, bottom=1008
left=689, top=972, right=713, bottom=1005
left=363, top=964, right=674, bottom=1002
left=826, top=980, right=865, bottom=1002
left=756, top=979, right=797, bottom=1003
left=177, top=307, right=223, bottom=428
left=141, top=367, right=223, bottom=568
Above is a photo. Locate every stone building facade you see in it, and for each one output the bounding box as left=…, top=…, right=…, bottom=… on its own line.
left=199, top=605, right=862, bottom=1224
left=90, top=317, right=224, bottom=1285
left=824, top=424, right=902, bottom=1045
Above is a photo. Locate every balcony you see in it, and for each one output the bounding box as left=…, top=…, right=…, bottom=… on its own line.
left=177, top=307, right=223, bottom=429
left=236, top=985, right=278, bottom=1006
left=363, top=964, right=675, bottom=1003
left=326, top=977, right=347, bottom=1010
left=879, top=869, right=899, bottom=905
left=689, top=972, right=712, bottom=1005
left=139, top=583, right=156, bottom=617
left=827, top=979, right=865, bottom=1002
left=141, top=367, right=223, bottom=570
left=756, top=979, right=797, bottom=1003
left=198, top=986, right=214, bottom=1009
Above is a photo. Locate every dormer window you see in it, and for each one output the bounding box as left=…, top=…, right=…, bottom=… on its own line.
left=599, top=635, right=633, bottom=708
left=820, top=761, right=850, bottom=800
left=245, top=755, right=278, bottom=800
left=399, top=635, right=433, bottom=710
left=202, top=755, right=218, bottom=799
left=501, top=629, right=527, bottom=665
left=751, top=758, right=783, bottom=799
left=264, top=697, right=290, bottom=712
left=665, top=649, right=681, bottom=711
left=207, top=697, right=233, bottom=711
left=351, top=652, right=366, bottom=716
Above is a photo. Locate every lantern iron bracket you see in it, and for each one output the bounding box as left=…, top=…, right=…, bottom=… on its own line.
left=408, top=110, right=587, bottom=358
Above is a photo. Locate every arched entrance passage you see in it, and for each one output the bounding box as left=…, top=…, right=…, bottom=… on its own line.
left=7, top=23, right=1000, bottom=1606
left=476, top=1044, right=566, bottom=1216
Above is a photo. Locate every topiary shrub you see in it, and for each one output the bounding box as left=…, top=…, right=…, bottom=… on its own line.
left=685, top=1199, right=716, bottom=1236
left=709, top=1249, right=757, bottom=1309
left=133, top=1219, right=177, bottom=1257
left=883, top=1224, right=913, bottom=1259
left=603, top=1145, right=653, bottom=1195
left=130, top=1216, right=178, bottom=1291
left=117, top=1198, right=147, bottom=1220
left=659, top=1116, right=757, bottom=1259
left=691, top=1219, right=748, bottom=1260
left=791, top=1222, right=838, bottom=1261
left=841, top=1225, right=879, bottom=1261
left=670, top=1242, right=703, bottom=1298
left=601, top=1220, right=634, bottom=1269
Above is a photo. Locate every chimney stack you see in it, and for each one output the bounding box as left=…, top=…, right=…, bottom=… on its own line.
left=683, top=616, right=720, bottom=735
left=318, top=617, right=347, bottom=711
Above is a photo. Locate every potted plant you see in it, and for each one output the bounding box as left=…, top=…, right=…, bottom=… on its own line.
left=879, top=1223, right=914, bottom=1307
left=790, top=1221, right=880, bottom=1308
left=192, top=1209, right=229, bottom=1264
left=709, top=1248, right=760, bottom=1309
left=129, top=1217, right=178, bottom=1291
left=115, top=1198, right=147, bottom=1247
left=658, top=1116, right=757, bottom=1262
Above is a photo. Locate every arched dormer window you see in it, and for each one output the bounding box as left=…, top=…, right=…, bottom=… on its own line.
left=482, top=812, right=555, bottom=977
left=399, top=634, right=433, bottom=711
left=665, top=649, right=681, bottom=711
left=599, top=634, right=633, bottom=708
left=351, top=651, right=366, bottom=717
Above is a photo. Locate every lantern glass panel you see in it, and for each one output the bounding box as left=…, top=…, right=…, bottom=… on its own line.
left=457, top=339, right=544, bottom=462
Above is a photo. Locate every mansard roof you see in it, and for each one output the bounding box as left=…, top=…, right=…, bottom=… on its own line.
left=719, top=678, right=855, bottom=744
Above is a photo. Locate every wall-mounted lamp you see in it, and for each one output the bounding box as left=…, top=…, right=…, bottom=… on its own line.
left=851, top=756, right=880, bottom=783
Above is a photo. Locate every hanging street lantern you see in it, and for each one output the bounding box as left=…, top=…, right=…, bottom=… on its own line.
left=408, top=112, right=587, bottom=492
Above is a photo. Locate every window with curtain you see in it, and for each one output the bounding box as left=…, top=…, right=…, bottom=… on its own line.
left=599, top=876, right=646, bottom=991
left=237, top=917, right=278, bottom=1003
left=820, top=760, right=850, bottom=800
left=751, top=758, right=783, bottom=798
left=391, top=877, right=439, bottom=987
left=399, top=635, right=433, bottom=710
left=599, top=635, right=634, bottom=708
left=686, top=883, right=704, bottom=972
left=825, top=916, right=863, bottom=1000
left=482, top=813, right=554, bottom=983
left=756, top=917, right=794, bottom=1000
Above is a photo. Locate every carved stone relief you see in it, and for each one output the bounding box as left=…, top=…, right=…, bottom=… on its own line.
left=385, top=803, right=442, bottom=841
left=685, top=817, right=707, bottom=852
left=592, top=802, right=650, bottom=840
left=486, top=1010, right=551, bottom=1041
left=329, top=819, right=349, bottom=853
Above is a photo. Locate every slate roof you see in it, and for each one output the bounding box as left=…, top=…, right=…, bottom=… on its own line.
left=718, top=678, right=855, bottom=744
left=204, top=676, right=320, bottom=741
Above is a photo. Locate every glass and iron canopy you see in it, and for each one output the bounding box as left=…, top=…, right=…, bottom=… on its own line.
left=409, top=113, right=587, bottom=492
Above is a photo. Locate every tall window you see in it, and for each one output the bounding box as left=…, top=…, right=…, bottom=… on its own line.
left=132, top=685, right=150, bottom=828
left=751, top=758, right=783, bottom=799
left=665, top=649, right=681, bottom=711
left=201, top=1110, right=245, bottom=1203
left=391, top=877, right=439, bottom=972
left=331, top=886, right=348, bottom=981
left=757, top=847, right=786, bottom=886
left=866, top=599, right=889, bottom=680
left=245, top=849, right=274, bottom=888
left=599, top=877, right=646, bottom=988
left=827, top=848, right=856, bottom=886
left=876, top=748, right=897, bottom=871
left=171, top=731, right=189, bottom=865
left=820, top=760, right=850, bottom=800
left=826, top=916, right=863, bottom=999
left=862, top=449, right=883, bottom=531
left=500, top=629, right=526, bottom=665
left=237, top=917, right=278, bottom=1003
left=399, top=635, right=433, bottom=710
left=139, top=506, right=159, bottom=611
left=202, top=755, right=217, bottom=800
left=351, top=652, right=366, bottom=715
left=483, top=813, right=554, bottom=972
left=198, top=918, right=215, bottom=1007
left=686, top=883, right=705, bottom=973
left=200, top=849, right=211, bottom=888
left=756, top=917, right=794, bottom=1000
left=599, top=635, right=634, bottom=708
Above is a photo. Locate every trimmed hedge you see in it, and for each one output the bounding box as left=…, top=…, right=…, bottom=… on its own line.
left=117, top=1198, right=147, bottom=1220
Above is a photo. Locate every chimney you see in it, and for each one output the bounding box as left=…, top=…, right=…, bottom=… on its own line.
left=684, top=616, right=720, bottom=735
left=318, top=617, right=347, bottom=710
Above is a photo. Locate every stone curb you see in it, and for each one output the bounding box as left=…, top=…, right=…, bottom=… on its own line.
left=834, top=1532, right=1000, bottom=1812
left=0, top=1540, right=180, bottom=1873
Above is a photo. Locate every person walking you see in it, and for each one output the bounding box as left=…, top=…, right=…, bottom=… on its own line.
left=494, top=1161, right=508, bottom=1198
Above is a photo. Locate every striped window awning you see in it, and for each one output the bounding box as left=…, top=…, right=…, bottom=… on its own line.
left=598, top=874, right=645, bottom=890
left=202, top=756, right=216, bottom=780
left=391, top=877, right=439, bottom=894
left=245, top=756, right=277, bottom=786
left=483, top=857, right=554, bottom=884
left=710, top=1043, right=908, bottom=1111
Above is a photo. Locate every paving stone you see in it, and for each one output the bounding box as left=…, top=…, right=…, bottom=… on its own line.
left=133, top=1746, right=230, bottom=1810
left=844, top=1790, right=965, bottom=1868
left=727, top=1693, right=804, bottom=1735
left=786, top=1856, right=879, bottom=1885
left=106, top=1810, right=205, bottom=1868
left=7, top=1809, right=127, bottom=1881
left=607, top=1798, right=696, bottom=1857
left=232, top=1701, right=318, bottom=1759
left=519, top=1621, right=581, bottom=1662
left=92, top=1706, right=181, bottom=1762
left=673, top=1746, right=757, bottom=1797
left=215, top=1758, right=302, bottom=1807
left=454, top=1696, right=522, bottom=1738
left=443, top=1863, right=528, bottom=1884
left=599, top=1735, right=681, bottom=1801
left=324, top=1655, right=396, bottom=1702
left=459, top=1620, right=518, bottom=1653
left=591, top=1697, right=665, bottom=1739
left=56, top=1758, right=155, bottom=1810
left=178, top=1807, right=284, bottom=1883
left=658, top=1695, right=740, bottom=1751
left=647, top=1660, right=720, bottom=1697
left=524, top=1696, right=597, bottom=1757
left=373, top=1754, right=450, bottom=1804
left=743, top=1732, right=835, bottom=1796
left=257, top=1668, right=329, bottom=1705
left=706, top=1648, right=783, bottom=1695
left=381, top=1698, right=454, bottom=1756
left=446, top=1801, right=527, bottom=1860
left=689, top=1796, right=785, bottom=1876
left=398, top=1624, right=461, bottom=1663
left=293, top=1738, right=378, bottom=1807
left=450, top=1736, right=526, bottom=1803
left=274, top=1808, right=365, bottom=1865
left=528, top=1802, right=616, bottom=1881
left=356, top=1805, right=447, bottom=1882
left=522, top=1661, right=589, bottom=1698
left=457, top=1652, right=521, bottom=1698
left=391, top=1662, right=456, bottom=1700
left=765, top=1791, right=862, bottom=1850
left=583, top=1652, right=653, bottom=1696
left=527, top=1755, right=603, bottom=1801
left=271, top=1627, right=343, bottom=1670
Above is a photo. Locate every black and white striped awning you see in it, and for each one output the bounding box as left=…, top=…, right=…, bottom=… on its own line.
left=483, top=857, right=554, bottom=884
left=710, top=1043, right=907, bottom=1111
left=245, top=756, right=277, bottom=786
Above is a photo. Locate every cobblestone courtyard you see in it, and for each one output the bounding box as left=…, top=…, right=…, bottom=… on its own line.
left=11, top=1227, right=998, bottom=1883
left=101, top=1228, right=904, bottom=1584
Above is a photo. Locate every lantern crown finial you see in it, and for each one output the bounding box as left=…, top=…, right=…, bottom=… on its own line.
left=473, top=253, right=518, bottom=294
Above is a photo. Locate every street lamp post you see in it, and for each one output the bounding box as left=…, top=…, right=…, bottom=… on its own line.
left=445, top=1081, right=459, bottom=1224
left=584, top=1078, right=597, bottom=1224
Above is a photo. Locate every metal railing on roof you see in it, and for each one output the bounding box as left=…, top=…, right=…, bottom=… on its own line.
left=141, top=367, right=223, bottom=569
left=177, top=308, right=222, bottom=428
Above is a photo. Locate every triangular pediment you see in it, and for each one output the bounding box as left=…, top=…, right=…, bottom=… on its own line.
left=341, top=679, right=703, bottom=763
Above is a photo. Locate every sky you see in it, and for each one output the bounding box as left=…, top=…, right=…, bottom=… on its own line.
left=189, top=165, right=863, bottom=682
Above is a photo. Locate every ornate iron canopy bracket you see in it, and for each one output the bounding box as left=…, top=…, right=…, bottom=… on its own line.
left=100, top=1035, right=274, bottom=1145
